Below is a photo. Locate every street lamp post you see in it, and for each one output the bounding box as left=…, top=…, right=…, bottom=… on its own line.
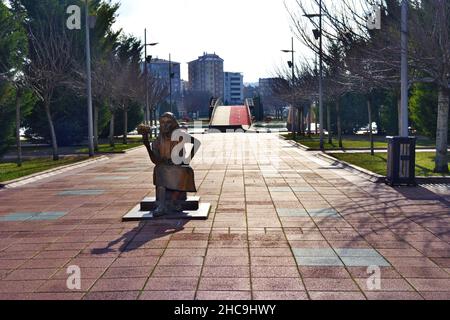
left=169, top=53, right=173, bottom=114
left=85, top=0, right=94, bottom=157
left=319, top=0, right=324, bottom=150
left=282, top=37, right=296, bottom=139
left=143, top=28, right=158, bottom=126
left=380, top=0, right=416, bottom=186
left=304, top=0, right=324, bottom=150
left=400, top=0, right=409, bottom=137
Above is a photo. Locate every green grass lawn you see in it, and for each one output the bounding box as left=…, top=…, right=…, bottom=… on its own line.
left=76, top=142, right=142, bottom=154
left=0, top=156, right=90, bottom=183
left=283, top=134, right=435, bottom=150
left=330, top=152, right=449, bottom=177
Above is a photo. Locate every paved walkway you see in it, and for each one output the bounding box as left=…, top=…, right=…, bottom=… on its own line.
left=0, top=133, right=449, bottom=300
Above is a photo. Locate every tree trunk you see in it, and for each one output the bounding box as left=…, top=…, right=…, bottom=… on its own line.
left=397, top=97, right=402, bottom=136
left=435, top=87, right=449, bottom=173
left=307, top=105, right=312, bottom=137
left=327, top=104, right=332, bottom=144
left=44, top=100, right=59, bottom=161
left=336, top=100, right=343, bottom=149
left=109, top=112, right=115, bottom=147
left=298, top=107, right=303, bottom=136
left=123, top=107, right=128, bottom=145
left=315, top=107, right=318, bottom=135
left=15, top=88, right=22, bottom=167
left=149, top=107, right=153, bottom=139
left=367, top=97, right=374, bottom=156
left=154, top=109, right=158, bottom=136
left=94, top=104, right=99, bottom=152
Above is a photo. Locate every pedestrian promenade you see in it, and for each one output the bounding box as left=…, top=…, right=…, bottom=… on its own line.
left=0, top=133, right=449, bottom=300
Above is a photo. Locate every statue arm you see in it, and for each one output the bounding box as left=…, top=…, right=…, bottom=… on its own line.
left=139, top=125, right=162, bottom=164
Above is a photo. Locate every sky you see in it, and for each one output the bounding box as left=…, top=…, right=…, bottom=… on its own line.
left=114, top=0, right=311, bottom=84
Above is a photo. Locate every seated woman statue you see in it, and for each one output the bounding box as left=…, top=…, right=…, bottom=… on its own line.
left=138, top=113, right=199, bottom=217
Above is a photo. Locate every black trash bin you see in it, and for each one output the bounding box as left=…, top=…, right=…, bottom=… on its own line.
left=386, top=136, right=417, bottom=186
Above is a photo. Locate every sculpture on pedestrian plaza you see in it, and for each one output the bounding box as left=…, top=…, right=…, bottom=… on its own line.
left=136, top=112, right=201, bottom=217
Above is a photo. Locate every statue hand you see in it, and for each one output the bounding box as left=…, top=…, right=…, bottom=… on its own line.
left=137, top=124, right=151, bottom=137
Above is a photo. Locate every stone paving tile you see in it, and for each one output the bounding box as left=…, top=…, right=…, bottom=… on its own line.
left=295, top=256, right=344, bottom=267
left=139, top=291, right=196, bottom=300
left=407, top=278, right=450, bottom=292
left=251, top=278, right=305, bottom=291
left=157, top=257, right=204, bottom=266
left=303, top=278, right=359, bottom=292
left=0, top=212, right=67, bottom=222
left=387, top=257, right=439, bottom=268
left=196, top=291, right=252, bottom=300
left=102, top=266, right=153, bottom=279
left=152, top=266, right=202, bottom=278
left=346, top=267, right=402, bottom=279
left=355, top=278, right=415, bottom=292
left=293, top=248, right=337, bottom=257
left=341, top=256, right=390, bottom=267
left=393, top=266, right=450, bottom=278
left=144, top=277, right=199, bottom=291
left=0, top=280, right=45, bottom=293
left=251, top=256, right=297, bottom=266
left=21, top=258, right=71, bottom=269
left=253, top=291, right=309, bottom=300
left=309, top=291, right=366, bottom=300
left=51, top=267, right=106, bottom=280
left=420, top=292, right=450, bottom=300
left=202, top=266, right=250, bottom=278
left=198, top=278, right=251, bottom=291
left=90, top=278, right=147, bottom=292
left=250, top=248, right=293, bottom=257
left=334, top=248, right=380, bottom=257
left=0, top=293, right=84, bottom=300
left=109, top=257, right=159, bottom=268
left=251, top=266, right=299, bottom=278
left=3, top=268, right=56, bottom=281
left=365, top=291, right=424, bottom=300
left=36, top=278, right=97, bottom=293
left=276, top=209, right=309, bottom=217
left=298, top=266, right=351, bottom=278
left=58, top=190, right=105, bottom=196
left=83, top=291, right=139, bottom=300
left=204, top=256, right=249, bottom=266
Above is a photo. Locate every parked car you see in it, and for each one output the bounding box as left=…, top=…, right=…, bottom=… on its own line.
left=355, top=123, right=378, bottom=135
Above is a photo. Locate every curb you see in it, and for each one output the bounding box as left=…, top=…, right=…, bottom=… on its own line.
left=123, top=145, right=145, bottom=153
left=317, top=152, right=386, bottom=183
left=319, top=153, right=450, bottom=185
left=95, top=145, right=145, bottom=155
left=281, top=136, right=310, bottom=151
left=279, top=135, right=384, bottom=183
left=415, top=177, right=450, bottom=184
left=0, top=156, right=109, bottom=189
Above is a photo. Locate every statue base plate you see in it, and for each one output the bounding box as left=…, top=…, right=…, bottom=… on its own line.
left=122, top=197, right=211, bottom=221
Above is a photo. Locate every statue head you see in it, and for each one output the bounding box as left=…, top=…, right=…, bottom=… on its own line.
left=159, top=112, right=180, bottom=137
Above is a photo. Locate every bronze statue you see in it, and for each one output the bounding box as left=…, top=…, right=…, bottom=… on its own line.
left=138, top=113, right=200, bottom=217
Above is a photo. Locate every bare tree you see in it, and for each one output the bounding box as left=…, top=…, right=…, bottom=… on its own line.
left=408, top=1, right=450, bottom=173
left=273, top=60, right=319, bottom=138
left=26, top=19, right=74, bottom=161
left=183, top=90, right=211, bottom=117
left=288, top=0, right=450, bottom=171
left=147, top=73, right=169, bottom=130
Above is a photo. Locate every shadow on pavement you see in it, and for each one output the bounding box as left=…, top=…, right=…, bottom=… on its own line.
left=395, top=185, right=450, bottom=207
left=90, top=219, right=189, bottom=255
